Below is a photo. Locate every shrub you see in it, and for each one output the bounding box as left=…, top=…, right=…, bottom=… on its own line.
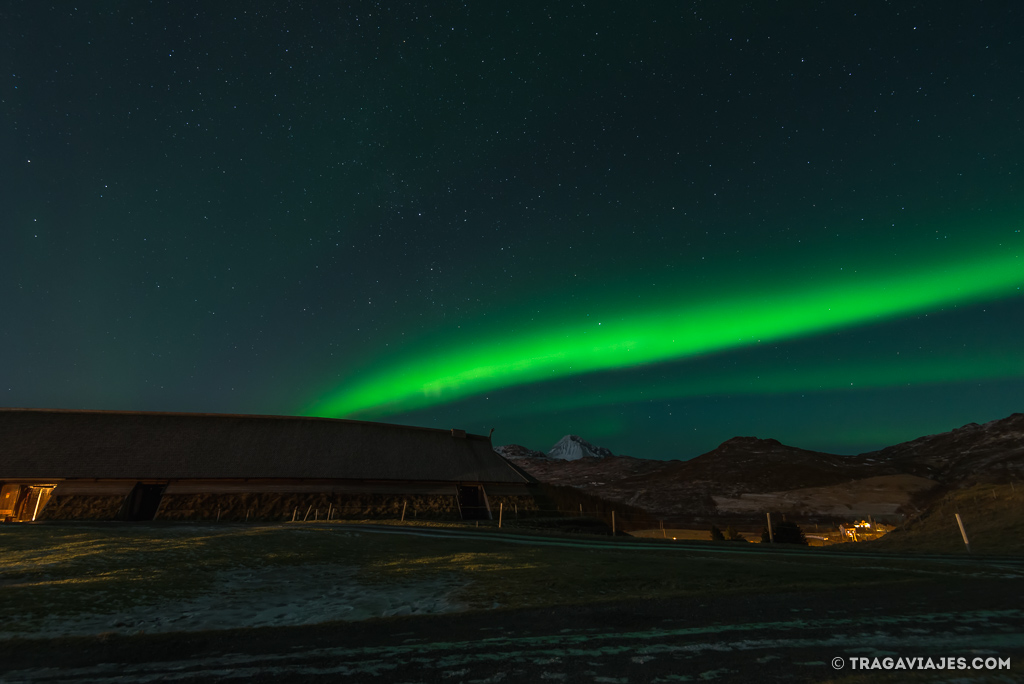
left=761, top=520, right=808, bottom=545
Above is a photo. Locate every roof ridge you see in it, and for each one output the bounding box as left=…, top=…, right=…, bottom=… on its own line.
left=0, top=407, right=490, bottom=440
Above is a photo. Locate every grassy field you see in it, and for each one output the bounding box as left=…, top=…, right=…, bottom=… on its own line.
left=854, top=482, right=1024, bottom=555
left=2, top=520, right=1022, bottom=641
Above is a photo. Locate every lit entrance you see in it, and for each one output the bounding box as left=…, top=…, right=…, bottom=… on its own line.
left=0, top=484, right=57, bottom=522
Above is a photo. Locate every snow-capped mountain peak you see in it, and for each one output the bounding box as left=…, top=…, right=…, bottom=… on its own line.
left=547, top=435, right=616, bottom=461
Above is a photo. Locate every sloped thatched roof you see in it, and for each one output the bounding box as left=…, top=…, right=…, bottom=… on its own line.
left=0, top=408, right=528, bottom=483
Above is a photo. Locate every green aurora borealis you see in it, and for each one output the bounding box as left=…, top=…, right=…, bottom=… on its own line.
left=309, top=240, right=1022, bottom=419
left=4, top=2, right=1023, bottom=458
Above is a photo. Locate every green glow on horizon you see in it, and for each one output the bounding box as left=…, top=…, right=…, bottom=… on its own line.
left=307, top=245, right=1022, bottom=418
left=478, top=351, right=1024, bottom=420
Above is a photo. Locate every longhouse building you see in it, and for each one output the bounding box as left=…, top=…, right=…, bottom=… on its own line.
left=0, top=408, right=535, bottom=522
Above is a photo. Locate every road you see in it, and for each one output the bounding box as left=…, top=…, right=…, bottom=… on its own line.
left=2, top=581, right=1022, bottom=682
left=334, top=522, right=1024, bottom=567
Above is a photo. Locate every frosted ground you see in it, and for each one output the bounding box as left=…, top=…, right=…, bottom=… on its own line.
left=3, top=520, right=1022, bottom=643
left=0, top=526, right=468, bottom=640
left=1, top=562, right=464, bottom=639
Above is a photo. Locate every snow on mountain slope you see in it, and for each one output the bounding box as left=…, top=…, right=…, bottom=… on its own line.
left=492, top=444, right=546, bottom=459
left=546, top=435, right=617, bottom=461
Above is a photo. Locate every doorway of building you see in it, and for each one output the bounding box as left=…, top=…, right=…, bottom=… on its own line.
left=0, top=484, right=20, bottom=521
left=120, top=483, right=167, bottom=521
left=1, top=484, right=56, bottom=522
left=456, top=485, right=489, bottom=520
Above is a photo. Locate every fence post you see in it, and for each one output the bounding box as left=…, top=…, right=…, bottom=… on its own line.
left=292, top=507, right=297, bottom=522
left=499, top=502, right=503, bottom=528
left=303, top=504, right=312, bottom=522
left=612, top=510, right=616, bottom=537
left=401, top=500, right=407, bottom=522
left=216, top=506, right=221, bottom=523
left=955, top=513, right=971, bottom=553
left=766, top=512, right=774, bottom=543
left=328, top=503, right=333, bottom=521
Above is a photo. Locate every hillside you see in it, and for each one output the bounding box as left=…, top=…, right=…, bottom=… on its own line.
left=857, top=482, right=1024, bottom=554
left=498, top=412, right=1024, bottom=524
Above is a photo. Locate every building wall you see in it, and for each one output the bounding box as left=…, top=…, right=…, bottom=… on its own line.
left=156, top=491, right=462, bottom=521
left=36, top=481, right=134, bottom=520
left=41, top=494, right=127, bottom=520
left=13, top=479, right=536, bottom=522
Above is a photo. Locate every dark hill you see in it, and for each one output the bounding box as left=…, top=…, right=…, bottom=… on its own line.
left=658, top=436, right=900, bottom=496
left=862, top=413, right=1024, bottom=482
left=500, top=412, right=1024, bottom=522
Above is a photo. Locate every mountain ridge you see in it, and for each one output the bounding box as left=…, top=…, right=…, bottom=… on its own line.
left=496, top=412, right=1024, bottom=522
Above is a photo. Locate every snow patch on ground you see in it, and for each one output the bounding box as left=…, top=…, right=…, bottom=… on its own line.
left=712, top=474, right=937, bottom=517
left=0, top=564, right=466, bottom=639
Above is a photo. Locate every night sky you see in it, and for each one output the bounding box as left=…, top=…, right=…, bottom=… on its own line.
left=3, top=2, right=1022, bottom=460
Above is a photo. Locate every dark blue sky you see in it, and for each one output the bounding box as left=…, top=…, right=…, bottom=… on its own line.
left=2, top=2, right=1022, bottom=459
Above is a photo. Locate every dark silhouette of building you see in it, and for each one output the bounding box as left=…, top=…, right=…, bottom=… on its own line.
left=0, top=408, right=533, bottom=522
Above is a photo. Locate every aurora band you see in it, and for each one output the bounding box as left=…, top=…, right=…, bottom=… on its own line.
left=307, top=246, right=1022, bottom=419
